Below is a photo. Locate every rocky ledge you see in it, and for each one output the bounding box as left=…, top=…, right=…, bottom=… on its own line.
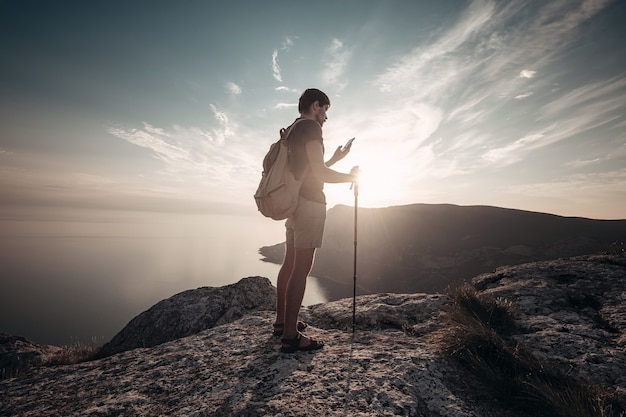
left=1, top=254, right=625, bottom=417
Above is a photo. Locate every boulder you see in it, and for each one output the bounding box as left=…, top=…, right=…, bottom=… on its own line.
left=473, top=254, right=626, bottom=391
left=0, top=333, right=61, bottom=379
left=95, top=276, right=276, bottom=358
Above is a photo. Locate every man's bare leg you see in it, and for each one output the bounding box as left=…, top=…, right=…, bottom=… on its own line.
left=282, top=247, right=315, bottom=342
left=274, top=243, right=295, bottom=327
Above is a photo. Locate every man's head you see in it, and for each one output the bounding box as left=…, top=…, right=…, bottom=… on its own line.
left=299, top=88, right=330, bottom=126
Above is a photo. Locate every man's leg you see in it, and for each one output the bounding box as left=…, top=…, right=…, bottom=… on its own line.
left=282, top=247, right=315, bottom=342
left=274, top=243, right=295, bottom=327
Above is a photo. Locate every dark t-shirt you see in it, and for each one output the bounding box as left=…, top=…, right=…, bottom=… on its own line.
left=287, top=118, right=326, bottom=204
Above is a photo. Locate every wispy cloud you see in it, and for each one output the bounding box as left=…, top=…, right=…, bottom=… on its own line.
left=539, top=76, right=626, bottom=122
left=566, top=158, right=601, bottom=168
left=502, top=168, right=626, bottom=219
left=368, top=0, right=616, bottom=178
left=271, top=49, right=282, bottom=82
left=514, top=92, right=533, bottom=100
left=321, top=38, right=351, bottom=89
left=274, top=102, right=297, bottom=110
left=209, top=104, right=235, bottom=144
left=106, top=105, right=256, bottom=199
left=374, top=0, right=496, bottom=96
left=275, top=86, right=299, bottom=93
left=226, top=81, right=242, bottom=95
left=271, top=37, right=295, bottom=83
left=281, top=37, right=294, bottom=50
left=482, top=132, right=547, bottom=165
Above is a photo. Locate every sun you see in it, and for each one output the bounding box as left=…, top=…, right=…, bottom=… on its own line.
left=326, top=141, right=418, bottom=208
left=354, top=158, right=414, bottom=207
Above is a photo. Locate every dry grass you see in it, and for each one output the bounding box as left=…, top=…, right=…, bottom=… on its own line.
left=44, top=339, right=101, bottom=366
left=439, top=284, right=625, bottom=417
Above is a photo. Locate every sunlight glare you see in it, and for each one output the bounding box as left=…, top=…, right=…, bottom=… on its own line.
left=355, top=157, right=413, bottom=207
left=327, top=139, right=420, bottom=208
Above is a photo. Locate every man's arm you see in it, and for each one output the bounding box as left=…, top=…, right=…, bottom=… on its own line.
left=306, top=140, right=356, bottom=183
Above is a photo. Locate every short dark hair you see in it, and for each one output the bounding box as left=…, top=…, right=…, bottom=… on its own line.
left=298, top=88, right=330, bottom=113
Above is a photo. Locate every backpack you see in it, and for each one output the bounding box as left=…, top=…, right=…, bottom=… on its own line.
left=254, top=120, right=303, bottom=220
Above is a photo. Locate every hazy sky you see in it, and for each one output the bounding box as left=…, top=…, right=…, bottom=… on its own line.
left=1, top=0, right=625, bottom=219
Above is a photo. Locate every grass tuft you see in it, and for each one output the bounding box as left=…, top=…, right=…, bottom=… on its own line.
left=439, top=284, right=625, bottom=417
left=44, top=339, right=101, bottom=366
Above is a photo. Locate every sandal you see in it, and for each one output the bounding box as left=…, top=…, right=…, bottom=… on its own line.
left=272, top=321, right=308, bottom=337
left=280, top=332, right=324, bottom=353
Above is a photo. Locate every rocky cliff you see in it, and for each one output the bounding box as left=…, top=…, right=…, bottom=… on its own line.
left=1, top=254, right=625, bottom=417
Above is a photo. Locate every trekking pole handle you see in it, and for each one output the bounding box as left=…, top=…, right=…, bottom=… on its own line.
left=349, top=166, right=360, bottom=193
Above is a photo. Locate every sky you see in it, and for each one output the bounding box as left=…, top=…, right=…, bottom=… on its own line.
left=1, top=0, right=626, bottom=220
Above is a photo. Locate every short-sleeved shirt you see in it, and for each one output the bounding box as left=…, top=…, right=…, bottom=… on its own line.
left=287, top=118, right=326, bottom=204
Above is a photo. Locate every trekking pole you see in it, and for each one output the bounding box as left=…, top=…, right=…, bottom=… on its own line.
left=351, top=175, right=359, bottom=334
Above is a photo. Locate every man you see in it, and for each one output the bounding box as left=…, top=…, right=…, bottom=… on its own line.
left=273, top=88, right=359, bottom=353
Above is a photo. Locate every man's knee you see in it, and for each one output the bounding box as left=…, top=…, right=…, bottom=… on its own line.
left=294, top=248, right=316, bottom=271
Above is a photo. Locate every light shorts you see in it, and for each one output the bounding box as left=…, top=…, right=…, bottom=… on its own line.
left=285, top=197, right=327, bottom=249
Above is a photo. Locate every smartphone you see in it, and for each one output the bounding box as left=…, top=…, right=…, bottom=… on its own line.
left=342, top=137, right=355, bottom=151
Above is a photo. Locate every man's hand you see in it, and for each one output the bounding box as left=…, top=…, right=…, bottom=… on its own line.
left=349, top=166, right=360, bottom=183
left=326, top=145, right=350, bottom=167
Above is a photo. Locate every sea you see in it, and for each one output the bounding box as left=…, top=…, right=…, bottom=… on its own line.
left=0, top=211, right=327, bottom=346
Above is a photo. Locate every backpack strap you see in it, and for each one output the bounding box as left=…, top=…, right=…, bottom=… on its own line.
left=281, top=119, right=310, bottom=181
left=280, top=118, right=305, bottom=142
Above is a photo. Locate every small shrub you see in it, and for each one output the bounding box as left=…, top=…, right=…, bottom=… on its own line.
left=446, top=284, right=518, bottom=335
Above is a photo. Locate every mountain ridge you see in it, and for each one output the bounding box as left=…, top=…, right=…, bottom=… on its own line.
left=260, top=203, right=626, bottom=297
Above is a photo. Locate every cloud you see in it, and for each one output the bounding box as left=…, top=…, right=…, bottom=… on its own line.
left=0, top=158, right=247, bottom=216
left=566, top=158, right=601, bottom=168
left=374, top=0, right=611, bottom=107
left=274, top=102, right=297, bottom=110
left=4, top=103, right=282, bottom=215
left=482, top=132, right=546, bottom=166
left=478, top=77, right=625, bottom=170
left=539, top=76, right=626, bottom=122
left=271, top=49, right=282, bottom=82
left=502, top=168, right=626, bottom=219
left=514, top=92, right=533, bottom=100
left=226, top=82, right=242, bottom=95
left=374, top=0, right=496, bottom=96
left=271, top=37, right=298, bottom=83
left=281, top=37, right=294, bottom=50
left=275, top=86, right=299, bottom=93
left=368, top=0, right=616, bottom=179
left=106, top=105, right=254, bottom=198
left=107, top=124, right=192, bottom=169
left=209, top=104, right=235, bottom=144
left=321, top=38, right=351, bottom=89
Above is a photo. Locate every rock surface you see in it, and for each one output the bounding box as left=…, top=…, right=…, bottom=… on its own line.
left=472, top=254, right=626, bottom=394
left=2, top=255, right=625, bottom=416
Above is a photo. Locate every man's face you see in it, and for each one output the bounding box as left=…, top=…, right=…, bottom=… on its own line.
left=315, top=103, right=330, bottom=126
